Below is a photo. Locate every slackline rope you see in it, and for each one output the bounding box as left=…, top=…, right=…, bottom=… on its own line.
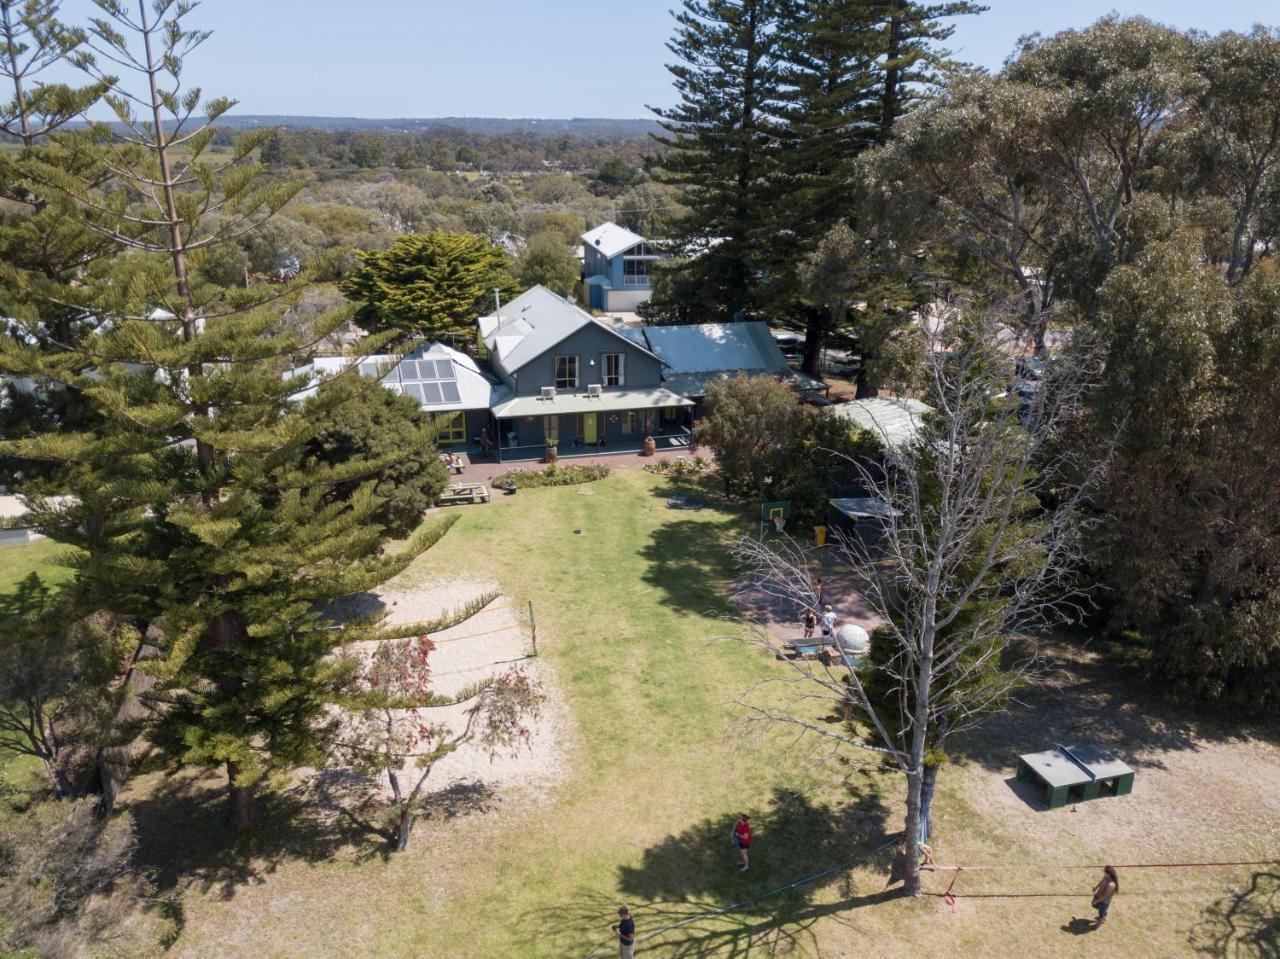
left=581, top=853, right=1279, bottom=954
left=923, top=859, right=1280, bottom=872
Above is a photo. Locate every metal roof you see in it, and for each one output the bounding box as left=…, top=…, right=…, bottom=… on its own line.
left=478, top=284, right=662, bottom=374
left=642, top=322, right=826, bottom=397
left=581, top=221, right=646, bottom=259
left=830, top=397, right=931, bottom=448
left=492, top=386, right=692, bottom=419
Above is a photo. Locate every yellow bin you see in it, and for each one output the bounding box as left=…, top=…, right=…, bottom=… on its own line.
left=814, top=525, right=828, bottom=547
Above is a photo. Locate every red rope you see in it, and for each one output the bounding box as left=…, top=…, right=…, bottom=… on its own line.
left=925, top=859, right=1278, bottom=872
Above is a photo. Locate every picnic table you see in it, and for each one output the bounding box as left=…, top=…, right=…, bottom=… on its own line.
left=442, top=451, right=469, bottom=475
left=1016, top=742, right=1134, bottom=809
left=438, top=482, right=490, bottom=505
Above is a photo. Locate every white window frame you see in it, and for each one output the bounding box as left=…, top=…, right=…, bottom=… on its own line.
left=603, top=352, right=625, bottom=387
left=554, top=355, right=579, bottom=390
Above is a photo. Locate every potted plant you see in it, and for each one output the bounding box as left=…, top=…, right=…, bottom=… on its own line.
left=544, top=439, right=558, bottom=464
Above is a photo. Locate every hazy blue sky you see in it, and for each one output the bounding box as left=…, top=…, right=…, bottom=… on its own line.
left=46, top=0, right=1279, bottom=118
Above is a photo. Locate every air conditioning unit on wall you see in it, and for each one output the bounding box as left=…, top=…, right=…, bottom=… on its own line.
left=587, top=384, right=602, bottom=398
left=541, top=386, right=556, bottom=399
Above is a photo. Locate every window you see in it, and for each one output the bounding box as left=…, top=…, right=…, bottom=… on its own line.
left=603, top=353, right=625, bottom=387
left=435, top=411, right=466, bottom=445
left=622, top=411, right=639, bottom=434
left=544, top=415, right=559, bottom=444
left=623, top=257, right=651, bottom=286
left=554, top=355, right=579, bottom=389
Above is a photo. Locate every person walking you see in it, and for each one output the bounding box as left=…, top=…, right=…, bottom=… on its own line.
left=733, top=814, right=752, bottom=872
left=802, top=608, right=816, bottom=639
left=611, top=906, right=636, bottom=958
left=1091, top=865, right=1119, bottom=926
left=820, top=605, right=837, bottom=639
left=813, top=576, right=824, bottom=606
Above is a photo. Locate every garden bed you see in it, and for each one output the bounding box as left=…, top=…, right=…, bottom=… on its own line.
left=491, top=463, right=610, bottom=489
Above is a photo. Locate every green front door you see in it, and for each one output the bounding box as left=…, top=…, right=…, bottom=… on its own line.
left=582, top=413, right=598, bottom=445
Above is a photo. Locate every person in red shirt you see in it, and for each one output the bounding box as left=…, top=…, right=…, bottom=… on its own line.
left=733, top=814, right=752, bottom=871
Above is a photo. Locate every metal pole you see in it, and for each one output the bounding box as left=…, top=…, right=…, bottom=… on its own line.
left=527, top=600, right=537, bottom=656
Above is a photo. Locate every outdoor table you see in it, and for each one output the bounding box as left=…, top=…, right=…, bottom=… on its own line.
left=438, top=483, right=490, bottom=505
left=1015, top=742, right=1134, bottom=809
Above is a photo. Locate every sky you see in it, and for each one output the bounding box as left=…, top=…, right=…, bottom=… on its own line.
left=44, top=0, right=1280, bottom=119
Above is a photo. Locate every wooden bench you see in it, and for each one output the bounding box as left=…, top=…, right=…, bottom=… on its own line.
left=438, top=483, right=490, bottom=505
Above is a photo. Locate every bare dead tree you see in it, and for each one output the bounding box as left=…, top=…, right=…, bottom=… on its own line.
left=730, top=309, right=1103, bottom=896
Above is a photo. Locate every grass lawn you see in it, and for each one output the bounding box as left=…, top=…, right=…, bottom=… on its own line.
left=0, top=537, right=76, bottom=595
left=24, top=470, right=1280, bottom=957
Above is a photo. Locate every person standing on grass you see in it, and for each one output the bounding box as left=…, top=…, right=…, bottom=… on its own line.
left=611, top=906, right=636, bottom=958
left=1092, top=865, right=1119, bottom=925
left=733, top=814, right=752, bottom=871
left=802, top=608, right=816, bottom=639
left=820, top=605, right=837, bottom=639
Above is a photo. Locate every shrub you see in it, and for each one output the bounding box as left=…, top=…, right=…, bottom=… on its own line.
left=491, top=464, right=610, bottom=488
left=643, top=456, right=710, bottom=477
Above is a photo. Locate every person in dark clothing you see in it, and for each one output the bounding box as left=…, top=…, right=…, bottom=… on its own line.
left=611, top=906, right=636, bottom=958
left=802, top=608, right=816, bottom=639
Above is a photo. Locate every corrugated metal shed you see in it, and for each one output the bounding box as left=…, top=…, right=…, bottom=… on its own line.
left=830, top=397, right=931, bottom=448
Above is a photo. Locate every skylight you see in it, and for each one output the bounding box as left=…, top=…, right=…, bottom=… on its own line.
left=357, top=354, right=462, bottom=407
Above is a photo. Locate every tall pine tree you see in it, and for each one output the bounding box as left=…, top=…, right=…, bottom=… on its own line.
left=649, top=0, right=783, bottom=322
left=0, top=0, right=111, bottom=487
left=2, top=0, right=438, bottom=827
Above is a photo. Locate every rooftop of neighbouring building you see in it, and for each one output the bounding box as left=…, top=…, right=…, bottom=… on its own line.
left=581, top=221, right=646, bottom=259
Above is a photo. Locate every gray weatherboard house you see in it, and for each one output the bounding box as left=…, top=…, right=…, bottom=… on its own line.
left=288, top=284, right=828, bottom=462
left=479, top=286, right=694, bottom=457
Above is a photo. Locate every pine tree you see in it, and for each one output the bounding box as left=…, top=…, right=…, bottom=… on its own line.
left=649, top=0, right=784, bottom=321
left=0, top=0, right=111, bottom=487
left=1, top=0, right=437, bottom=827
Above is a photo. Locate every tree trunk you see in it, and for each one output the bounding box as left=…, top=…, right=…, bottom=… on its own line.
left=854, top=359, right=878, bottom=399
left=226, top=760, right=255, bottom=830
left=901, top=765, right=924, bottom=896
left=878, top=3, right=905, bottom=144
left=919, top=762, right=940, bottom=844
left=395, top=806, right=412, bottom=853
left=802, top=312, right=825, bottom=379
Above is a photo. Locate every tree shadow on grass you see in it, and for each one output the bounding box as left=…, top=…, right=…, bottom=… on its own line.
left=947, top=632, right=1280, bottom=776
left=640, top=476, right=747, bottom=617
left=129, top=771, right=385, bottom=902
left=1188, top=870, right=1279, bottom=958
left=531, top=785, right=900, bottom=958
left=129, top=769, right=497, bottom=903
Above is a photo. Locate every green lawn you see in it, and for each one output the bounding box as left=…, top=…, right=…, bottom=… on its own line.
left=31, top=470, right=1280, bottom=957
left=0, top=537, right=76, bottom=595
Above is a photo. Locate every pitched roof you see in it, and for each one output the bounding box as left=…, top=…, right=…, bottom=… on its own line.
left=642, top=321, right=826, bottom=397
left=287, top=342, right=504, bottom=411
left=643, top=322, right=784, bottom=374
left=478, top=284, right=661, bottom=373
left=581, top=221, right=646, bottom=259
